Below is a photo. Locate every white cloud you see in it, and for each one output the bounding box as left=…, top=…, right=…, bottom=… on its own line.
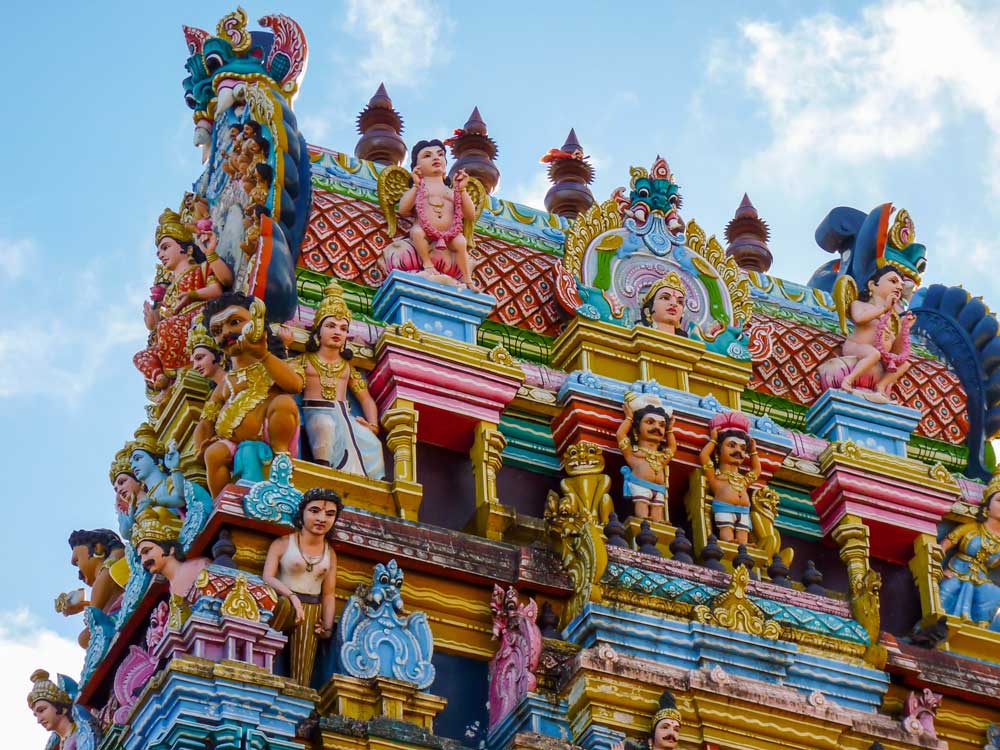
left=0, top=609, right=84, bottom=749
left=0, top=236, right=34, bottom=281
left=506, top=171, right=551, bottom=212
left=346, top=0, right=451, bottom=88
left=730, top=0, right=1000, bottom=195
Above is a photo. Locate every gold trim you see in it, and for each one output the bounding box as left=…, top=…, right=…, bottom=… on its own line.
left=685, top=218, right=754, bottom=326
left=562, top=198, right=622, bottom=279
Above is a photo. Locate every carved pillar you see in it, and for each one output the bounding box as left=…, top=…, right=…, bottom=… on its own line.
left=470, top=421, right=515, bottom=540
left=909, top=532, right=944, bottom=624
left=831, top=514, right=886, bottom=667
left=381, top=399, right=422, bottom=521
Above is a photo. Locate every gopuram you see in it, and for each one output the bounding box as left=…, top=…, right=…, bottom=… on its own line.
left=34, top=8, right=1000, bottom=750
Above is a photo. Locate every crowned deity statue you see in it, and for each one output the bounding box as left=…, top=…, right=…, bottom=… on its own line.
left=611, top=689, right=682, bottom=750
left=54, top=529, right=128, bottom=648
left=187, top=317, right=226, bottom=387
left=133, top=207, right=233, bottom=393
left=194, top=292, right=303, bottom=497
left=639, top=271, right=687, bottom=336
left=132, top=508, right=209, bottom=597
left=398, top=139, right=478, bottom=288
left=263, top=488, right=341, bottom=687
left=282, top=281, right=385, bottom=479
left=939, top=473, right=1000, bottom=632
left=117, top=423, right=188, bottom=540
left=109, top=444, right=146, bottom=533
left=698, top=411, right=760, bottom=545
left=825, top=266, right=915, bottom=403
left=616, top=392, right=677, bottom=522
left=27, top=670, right=92, bottom=750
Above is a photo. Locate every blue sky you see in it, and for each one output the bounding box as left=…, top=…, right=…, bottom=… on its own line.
left=5, top=0, right=1000, bottom=741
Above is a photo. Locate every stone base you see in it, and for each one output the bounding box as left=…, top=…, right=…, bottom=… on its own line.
left=317, top=673, right=447, bottom=733
left=805, top=388, right=920, bottom=457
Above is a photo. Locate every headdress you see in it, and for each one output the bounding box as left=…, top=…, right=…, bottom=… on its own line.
left=642, top=271, right=686, bottom=308
left=132, top=423, right=164, bottom=458
left=708, top=410, right=752, bottom=435
left=130, top=507, right=183, bottom=546
left=155, top=208, right=194, bottom=245
left=27, top=670, right=72, bottom=708
left=109, top=445, right=135, bottom=484
left=624, top=391, right=673, bottom=417
left=312, top=280, right=352, bottom=329
left=651, top=689, right=681, bottom=728
left=186, top=316, right=221, bottom=356
left=985, top=468, right=1000, bottom=501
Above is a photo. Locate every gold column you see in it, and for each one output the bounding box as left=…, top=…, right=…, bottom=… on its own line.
left=469, top=421, right=515, bottom=540
left=909, top=532, right=944, bottom=625
left=831, top=514, right=886, bottom=667
left=381, top=399, right=422, bottom=521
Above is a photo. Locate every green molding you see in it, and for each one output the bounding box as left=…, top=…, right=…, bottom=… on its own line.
left=499, top=412, right=561, bottom=475
left=907, top=434, right=968, bottom=474
left=478, top=320, right=553, bottom=366
left=296, top=268, right=378, bottom=323
left=770, top=481, right=823, bottom=541
left=741, top=390, right=809, bottom=432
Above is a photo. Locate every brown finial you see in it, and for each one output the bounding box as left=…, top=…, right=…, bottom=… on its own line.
left=354, top=83, right=407, bottom=166
left=725, top=193, right=772, bottom=273
left=541, top=128, right=595, bottom=220
left=447, top=106, right=500, bottom=193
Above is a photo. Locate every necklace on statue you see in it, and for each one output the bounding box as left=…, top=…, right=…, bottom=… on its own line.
left=307, top=353, right=348, bottom=400
left=298, top=532, right=323, bottom=572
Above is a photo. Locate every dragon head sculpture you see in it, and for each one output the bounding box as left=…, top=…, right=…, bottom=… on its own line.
left=621, top=156, right=685, bottom=237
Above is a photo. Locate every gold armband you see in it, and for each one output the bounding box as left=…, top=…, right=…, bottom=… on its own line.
left=702, top=461, right=714, bottom=472
left=746, top=470, right=760, bottom=484
left=618, top=437, right=631, bottom=452
left=348, top=367, right=369, bottom=395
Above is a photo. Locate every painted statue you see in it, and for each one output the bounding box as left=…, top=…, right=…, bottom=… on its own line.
left=824, top=265, right=914, bottom=403
left=194, top=292, right=303, bottom=497
left=187, top=318, right=226, bottom=387
left=939, top=474, right=1000, bottom=632
left=617, top=392, right=676, bottom=522
left=263, top=488, right=340, bottom=687
left=181, top=9, right=312, bottom=322
left=132, top=508, right=209, bottom=598
left=108, top=445, right=146, bottom=541
left=338, top=558, right=435, bottom=689
left=639, top=270, right=687, bottom=336
left=27, top=670, right=100, bottom=750
left=55, top=529, right=128, bottom=648
left=282, top=281, right=385, bottom=479
left=610, top=689, right=682, bottom=750
left=698, top=411, right=760, bottom=544
left=488, top=585, right=542, bottom=729
left=377, top=140, right=487, bottom=288
left=133, top=208, right=230, bottom=393
left=902, top=688, right=942, bottom=738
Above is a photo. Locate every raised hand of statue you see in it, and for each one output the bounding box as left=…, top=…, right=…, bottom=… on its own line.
left=276, top=323, right=295, bottom=348
left=453, top=168, right=469, bottom=191
left=143, top=300, right=159, bottom=330
left=164, top=440, right=181, bottom=471
left=196, top=229, right=218, bottom=256
left=411, top=168, right=423, bottom=185
left=710, top=427, right=719, bottom=442
left=622, top=400, right=634, bottom=420
left=748, top=437, right=757, bottom=454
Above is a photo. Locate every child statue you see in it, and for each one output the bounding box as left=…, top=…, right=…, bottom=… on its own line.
left=263, top=488, right=341, bottom=687
left=826, top=266, right=915, bottom=403
left=698, top=411, right=760, bottom=544
left=939, top=474, right=1000, bottom=631
left=282, top=281, right=385, bottom=479
left=616, top=392, right=676, bottom=522
left=640, top=271, right=687, bottom=336
left=133, top=208, right=231, bottom=392
left=194, top=292, right=303, bottom=497
left=398, top=139, right=478, bottom=288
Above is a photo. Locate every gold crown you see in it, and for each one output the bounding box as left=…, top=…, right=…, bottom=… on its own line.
left=130, top=507, right=183, bottom=546
left=186, top=316, right=221, bottom=356
left=155, top=208, right=194, bottom=245
left=108, top=445, right=135, bottom=484
left=132, top=423, right=164, bottom=458
left=652, top=706, right=682, bottom=726
left=313, top=279, right=352, bottom=330
left=985, top=468, right=1000, bottom=501
left=642, top=271, right=686, bottom=308
left=27, top=670, right=72, bottom=708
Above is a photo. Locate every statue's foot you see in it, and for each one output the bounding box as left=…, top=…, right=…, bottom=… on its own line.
left=864, top=390, right=891, bottom=404
left=840, top=381, right=855, bottom=393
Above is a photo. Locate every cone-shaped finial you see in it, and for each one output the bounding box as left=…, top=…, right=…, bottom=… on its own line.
left=448, top=106, right=500, bottom=193
left=725, top=193, right=772, bottom=273
left=354, top=82, right=407, bottom=166
left=542, top=128, right=594, bottom=220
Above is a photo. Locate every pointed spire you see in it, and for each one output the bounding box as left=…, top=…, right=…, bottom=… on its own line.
left=354, top=82, right=407, bottom=166
left=725, top=193, right=773, bottom=273
left=542, top=128, right=595, bottom=220
left=447, top=106, right=500, bottom=193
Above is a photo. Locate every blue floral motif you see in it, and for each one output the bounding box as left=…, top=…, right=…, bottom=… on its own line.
left=753, top=413, right=786, bottom=436
left=80, top=607, right=116, bottom=688
left=180, top=480, right=214, bottom=552
left=242, top=453, right=302, bottom=526
left=338, top=559, right=435, bottom=689
left=698, top=394, right=725, bottom=414
left=115, top=544, right=151, bottom=630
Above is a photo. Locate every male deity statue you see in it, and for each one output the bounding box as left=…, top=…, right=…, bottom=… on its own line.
left=616, top=392, right=676, bottom=522
left=132, top=508, right=209, bottom=597
left=109, top=444, right=146, bottom=535
left=27, top=670, right=95, bottom=750
left=640, top=271, right=687, bottom=336
left=55, top=529, right=128, bottom=647
left=187, top=317, right=226, bottom=388
left=194, top=292, right=303, bottom=497
left=282, top=281, right=385, bottom=479
left=610, top=689, right=682, bottom=750
left=263, top=488, right=340, bottom=687
left=827, top=266, right=914, bottom=402
left=698, top=411, right=760, bottom=544
left=398, top=139, right=478, bottom=288
left=133, top=207, right=231, bottom=393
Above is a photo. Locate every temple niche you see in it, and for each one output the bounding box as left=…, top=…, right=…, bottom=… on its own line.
left=34, top=8, right=1000, bottom=750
